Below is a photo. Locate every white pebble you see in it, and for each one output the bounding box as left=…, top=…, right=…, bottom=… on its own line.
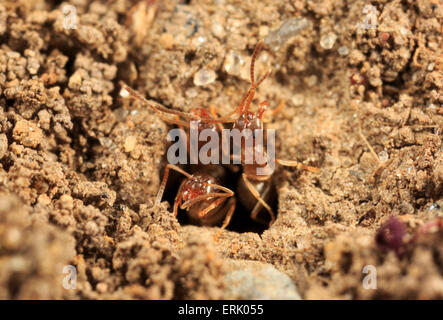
left=338, top=46, right=349, bottom=56
left=292, top=94, right=304, bottom=106
left=320, top=32, right=337, bottom=49
left=265, top=17, right=310, bottom=50
left=304, top=75, right=317, bottom=87
left=223, top=50, right=245, bottom=76
left=194, top=68, right=217, bottom=86
left=185, top=88, right=198, bottom=98
left=119, top=88, right=130, bottom=98
left=378, top=150, right=389, bottom=163
left=211, top=22, right=225, bottom=39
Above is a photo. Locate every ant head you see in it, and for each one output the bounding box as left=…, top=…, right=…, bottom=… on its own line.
left=180, top=173, right=232, bottom=215
left=233, top=111, right=262, bottom=133
left=181, top=174, right=215, bottom=203
left=233, top=99, right=268, bottom=133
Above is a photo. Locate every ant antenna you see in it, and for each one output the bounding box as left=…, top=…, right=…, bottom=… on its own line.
left=206, top=42, right=271, bottom=123
left=242, top=41, right=271, bottom=120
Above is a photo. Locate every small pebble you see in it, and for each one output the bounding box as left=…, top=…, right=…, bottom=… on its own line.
left=5, top=227, right=21, bottom=249
left=291, top=94, right=304, bottom=106
left=304, top=75, right=317, bottom=87
left=193, top=68, right=217, bottom=86
left=96, top=282, right=108, bottom=293
left=124, top=135, right=137, bottom=153
left=27, top=58, right=40, bottom=75
left=98, top=137, right=115, bottom=149
left=378, top=150, right=389, bottom=162
left=59, top=194, right=74, bottom=210
left=159, top=33, right=174, bottom=49
left=211, top=21, right=225, bottom=39
left=223, top=50, right=245, bottom=77
left=320, top=32, right=337, bottom=49
left=258, top=25, right=269, bottom=38
left=68, top=71, right=82, bottom=90
left=225, top=260, right=301, bottom=300
left=338, top=46, right=349, bottom=56
left=428, top=203, right=441, bottom=211
left=37, top=194, right=51, bottom=205
left=0, top=134, right=8, bottom=159
left=265, top=17, right=310, bottom=50
left=119, top=87, right=130, bottom=98
left=113, top=108, right=129, bottom=122
left=185, top=88, right=198, bottom=98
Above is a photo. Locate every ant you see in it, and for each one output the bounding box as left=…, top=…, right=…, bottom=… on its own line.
left=208, top=42, right=319, bottom=225
left=119, top=41, right=319, bottom=239
left=120, top=83, right=237, bottom=241
left=155, top=163, right=236, bottom=240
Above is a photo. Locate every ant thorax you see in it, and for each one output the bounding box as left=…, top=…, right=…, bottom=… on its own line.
left=232, top=112, right=262, bottom=132
left=231, top=111, right=271, bottom=174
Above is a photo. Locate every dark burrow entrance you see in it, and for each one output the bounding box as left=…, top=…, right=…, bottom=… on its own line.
left=162, top=163, right=277, bottom=235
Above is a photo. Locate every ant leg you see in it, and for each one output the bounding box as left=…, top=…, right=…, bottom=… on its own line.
left=255, top=70, right=271, bottom=88
left=209, top=106, right=224, bottom=132
left=120, top=82, right=200, bottom=121
left=258, top=101, right=269, bottom=122
left=213, top=197, right=236, bottom=242
left=193, top=182, right=235, bottom=217
left=156, top=164, right=193, bottom=205
left=121, top=82, right=237, bottom=125
left=357, top=124, right=390, bottom=183
left=272, top=100, right=285, bottom=116
left=218, top=95, right=248, bottom=121
left=276, top=159, right=320, bottom=173
left=181, top=186, right=234, bottom=210
left=173, top=182, right=185, bottom=217
left=242, top=173, right=276, bottom=225
left=198, top=197, right=229, bottom=218
left=262, top=100, right=285, bottom=123
left=412, top=33, right=426, bottom=67
left=249, top=182, right=272, bottom=224
left=203, top=183, right=234, bottom=196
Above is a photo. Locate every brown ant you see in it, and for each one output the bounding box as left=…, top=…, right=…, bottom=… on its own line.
left=119, top=41, right=319, bottom=238
left=155, top=164, right=236, bottom=241
left=120, top=83, right=237, bottom=241
left=208, top=42, right=319, bottom=225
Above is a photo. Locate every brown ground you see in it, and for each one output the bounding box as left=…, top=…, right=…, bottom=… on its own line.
left=0, top=0, right=442, bottom=299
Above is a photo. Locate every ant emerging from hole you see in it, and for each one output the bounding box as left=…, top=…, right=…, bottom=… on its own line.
left=121, top=83, right=236, bottom=241
left=120, top=41, right=319, bottom=240
left=208, top=42, right=319, bottom=226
